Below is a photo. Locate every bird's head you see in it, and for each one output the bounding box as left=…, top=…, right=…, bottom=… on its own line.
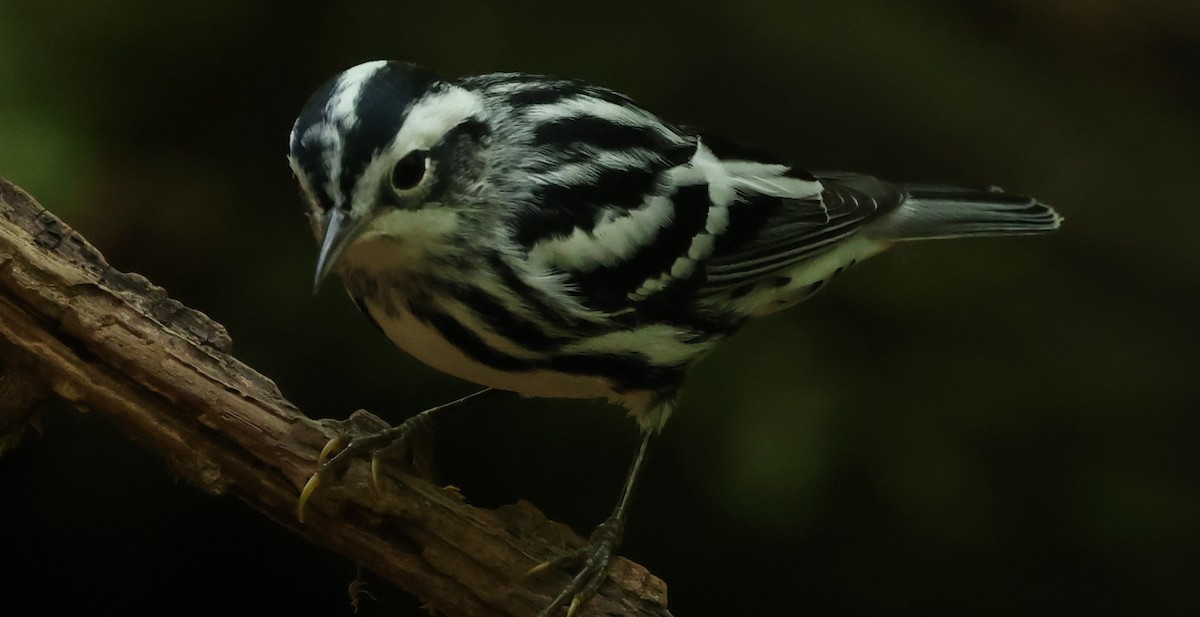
left=287, top=61, right=490, bottom=292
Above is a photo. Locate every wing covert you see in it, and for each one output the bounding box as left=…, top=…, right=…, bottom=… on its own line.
left=692, top=167, right=904, bottom=296
left=515, top=127, right=903, bottom=313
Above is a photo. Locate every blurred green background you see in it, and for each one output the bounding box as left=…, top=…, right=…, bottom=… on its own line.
left=2, top=1, right=1198, bottom=615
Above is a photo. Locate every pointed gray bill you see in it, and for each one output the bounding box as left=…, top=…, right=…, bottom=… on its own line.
left=313, top=209, right=362, bottom=293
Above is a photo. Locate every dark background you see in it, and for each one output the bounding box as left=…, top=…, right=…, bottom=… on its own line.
left=2, top=1, right=1197, bottom=615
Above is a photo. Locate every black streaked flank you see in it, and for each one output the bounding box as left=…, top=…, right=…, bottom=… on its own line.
left=487, top=254, right=588, bottom=330
left=449, top=285, right=568, bottom=352
left=404, top=297, right=689, bottom=392
left=484, top=254, right=625, bottom=337
left=407, top=300, right=533, bottom=373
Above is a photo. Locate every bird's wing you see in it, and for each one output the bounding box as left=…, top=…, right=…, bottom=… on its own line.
left=696, top=168, right=903, bottom=296
left=514, top=128, right=901, bottom=313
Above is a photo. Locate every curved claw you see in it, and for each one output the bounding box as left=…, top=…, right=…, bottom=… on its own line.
left=523, top=559, right=555, bottom=579
left=297, top=472, right=321, bottom=523
left=295, top=389, right=497, bottom=529
left=529, top=543, right=615, bottom=617
left=535, top=561, right=598, bottom=617
left=371, top=454, right=384, bottom=491
left=572, top=565, right=610, bottom=616
left=317, top=434, right=347, bottom=466
left=524, top=546, right=585, bottom=581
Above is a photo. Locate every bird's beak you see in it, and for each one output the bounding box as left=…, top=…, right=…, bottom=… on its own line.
left=313, top=209, right=362, bottom=293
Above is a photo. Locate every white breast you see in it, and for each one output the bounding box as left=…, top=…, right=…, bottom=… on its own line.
left=360, top=293, right=623, bottom=403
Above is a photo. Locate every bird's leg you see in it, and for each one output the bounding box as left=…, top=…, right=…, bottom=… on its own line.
left=297, top=387, right=497, bottom=522
left=529, top=429, right=654, bottom=617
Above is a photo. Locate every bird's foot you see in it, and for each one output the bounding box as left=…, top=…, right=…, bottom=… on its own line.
left=297, top=409, right=435, bottom=522
left=527, top=515, right=625, bottom=617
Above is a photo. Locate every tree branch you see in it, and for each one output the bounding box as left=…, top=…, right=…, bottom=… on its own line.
left=0, top=177, right=670, bottom=617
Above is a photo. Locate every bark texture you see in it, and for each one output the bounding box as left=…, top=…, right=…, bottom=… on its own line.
left=0, top=177, right=670, bottom=617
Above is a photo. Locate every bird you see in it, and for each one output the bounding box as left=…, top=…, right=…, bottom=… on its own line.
left=287, top=60, right=1061, bottom=616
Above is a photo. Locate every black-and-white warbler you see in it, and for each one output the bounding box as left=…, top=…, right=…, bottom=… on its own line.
left=288, top=60, right=1061, bottom=615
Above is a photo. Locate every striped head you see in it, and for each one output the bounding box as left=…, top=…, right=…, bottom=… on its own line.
left=288, top=61, right=491, bottom=290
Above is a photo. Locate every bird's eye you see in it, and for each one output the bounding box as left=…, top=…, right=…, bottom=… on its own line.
left=391, top=150, right=429, bottom=193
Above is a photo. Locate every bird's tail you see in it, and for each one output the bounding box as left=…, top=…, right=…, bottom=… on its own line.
left=878, top=185, right=1062, bottom=241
